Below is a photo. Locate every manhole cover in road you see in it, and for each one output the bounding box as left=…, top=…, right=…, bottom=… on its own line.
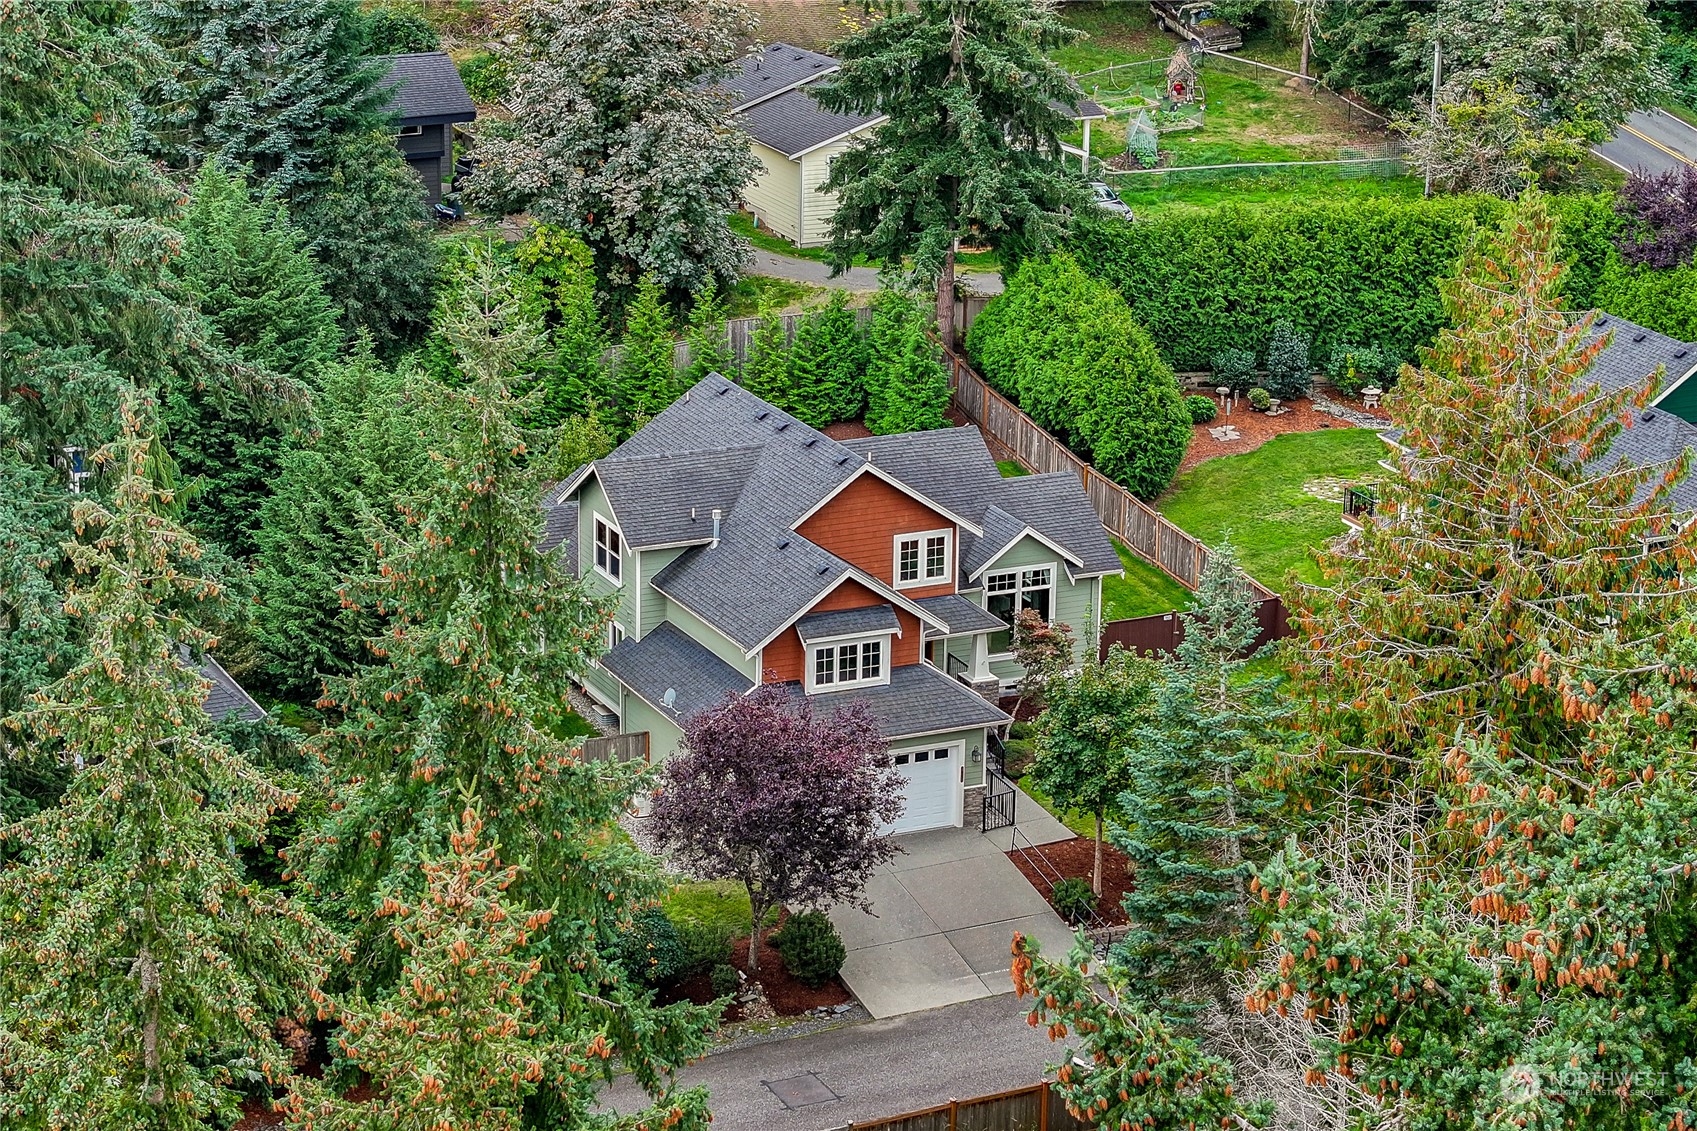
left=765, top=1073, right=839, bottom=1110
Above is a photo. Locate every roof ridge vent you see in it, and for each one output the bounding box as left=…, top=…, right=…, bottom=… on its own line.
left=716, top=384, right=731, bottom=395
left=802, top=436, right=818, bottom=447
left=756, top=410, right=770, bottom=421
left=1634, top=332, right=1648, bottom=343
left=818, top=565, right=830, bottom=575
left=775, top=420, right=790, bottom=432
left=1675, top=349, right=1690, bottom=359
left=836, top=454, right=850, bottom=465
left=777, top=538, right=790, bottom=549
left=1644, top=409, right=1659, bottom=422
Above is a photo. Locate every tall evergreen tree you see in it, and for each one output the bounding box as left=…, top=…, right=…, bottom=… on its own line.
left=615, top=276, right=680, bottom=428
left=0, top=395, right=327, bottom=1131
left=250, top=350, right=432, bottom=704
left=864, top=289, right=952, bottom=434
left=131, top=0, right=390, bottom=196
left=465, top=0, right=758, bottom=307
left=513, top=226, right=612, bottom=422
left=294, top=244, right=713, bottom=1126
left=1250, top=195, right=1697, bottom=1129
left=814, top=0, right=1089, bottom=341
left=1114, top=544, right=1287, bottom=1021
left=739, top=312, right=793, bottom=406
left=172, top=163, right=341, bottom=383
left=295, top=129, right=440, bottom=352
left=682, top=279, right=734, bottom=383
left=786, top=292, right=867, bottom=427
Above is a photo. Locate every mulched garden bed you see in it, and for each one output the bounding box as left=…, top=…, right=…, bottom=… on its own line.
left=663, top=920, right=851, bottom=1020
left=1008, top=834, right=1134, bottom=928
left=1176, top=393, right=1389, bottom=475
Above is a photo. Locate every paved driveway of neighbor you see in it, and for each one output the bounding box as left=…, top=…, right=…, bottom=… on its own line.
left=829, top=788, right=1077, bottom=1019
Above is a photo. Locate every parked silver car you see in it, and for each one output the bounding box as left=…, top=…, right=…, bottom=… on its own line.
left=1088, top=181, right=1135, bottom=220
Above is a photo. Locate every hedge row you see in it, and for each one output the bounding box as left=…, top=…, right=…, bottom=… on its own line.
left=965, top=254, right=1191, bottom=500
left=1068, top=194, right=1620, bottom=371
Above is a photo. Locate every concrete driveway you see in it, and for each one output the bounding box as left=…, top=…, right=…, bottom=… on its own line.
left=829, top=787, right=1076, bottom=1019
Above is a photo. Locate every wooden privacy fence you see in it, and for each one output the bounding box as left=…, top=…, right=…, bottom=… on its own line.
left=832, top=1082, right=1091, bottom=1131
left=944, top=349, right=1275, bottom=602
left=580, top=731, right=649, bottom=764
left=1098, top=596, right=1290, bottom=661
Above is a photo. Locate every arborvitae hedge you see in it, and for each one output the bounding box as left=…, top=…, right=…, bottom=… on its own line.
left=966, top=254, right=1190, bottom=499
left=1068, top=194, right=1620, bottom=371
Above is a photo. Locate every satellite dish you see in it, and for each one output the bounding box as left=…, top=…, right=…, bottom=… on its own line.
left=662, top=688, right=676, bottom=709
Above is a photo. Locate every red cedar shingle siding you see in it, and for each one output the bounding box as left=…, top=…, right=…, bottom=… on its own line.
left=761, top=578, right=922, bottom=683
left=796, top=472, right=958, bottom=598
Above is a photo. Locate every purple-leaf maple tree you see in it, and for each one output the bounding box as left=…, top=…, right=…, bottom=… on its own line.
left=649, top=686, right=905, bottom=972
left=1616, top=165, right=1697, bottom=269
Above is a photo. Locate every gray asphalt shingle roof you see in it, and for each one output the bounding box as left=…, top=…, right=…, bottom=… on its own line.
left=593, top=446, right=763, bottom=548
left=780, top=662, right=1009, bottom=740
left=858, top=428, right=1004, bottom=523
left=915, top=593, right=1008, bottom=636
left=376, top=53, right=476, bottom=124
left=992, top=473, right=1123, bottom=577
left=735, top=87, right=883, bottom=159
left=797, top=604, right=901, bottom=643
left=702, top=42, right=839, bottom=111
left=198, top=654, right=266, bottom=723
left=539, top=500, right=577, bottom=571
left=599, top=622, right=753, bottom=724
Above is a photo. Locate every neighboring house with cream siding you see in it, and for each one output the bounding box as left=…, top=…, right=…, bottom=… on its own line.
left=703, top=43, right=885, bottom=249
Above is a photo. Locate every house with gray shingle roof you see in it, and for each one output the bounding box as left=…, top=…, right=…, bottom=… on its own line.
left=546, top=375, right=1122, bottom=833
left=376, top=52, right=477, bottom=205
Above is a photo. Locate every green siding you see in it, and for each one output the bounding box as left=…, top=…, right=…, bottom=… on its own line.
left=622, top=694, right=685, bottom=763
left=892, top=725, right=991, bottom=788
left=980, top=535, right=1102, bottom=684
left=654, top=596, right=758, bottom=678
left=576, top=476, right=637, bottom=631
left=637, top=547, right=686, bottom=637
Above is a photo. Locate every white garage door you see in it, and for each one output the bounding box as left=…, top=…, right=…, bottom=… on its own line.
left=889, top=744, right=960, bottom=834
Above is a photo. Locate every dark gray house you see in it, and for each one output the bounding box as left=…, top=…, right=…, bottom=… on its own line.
left=376, top=52, right=477, bottom=204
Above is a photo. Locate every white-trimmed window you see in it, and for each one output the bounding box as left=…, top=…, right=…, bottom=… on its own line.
left=894, top=529, right=952, bottom=588
left=593, top=515, right=622, bottom=583
left=986, top=565, right=1055, bottom=654
left=398, top=124, right=424, bottom=137
left=807, top=635, right=888, bottom=692
left=606, top=622, right=626, bottom=651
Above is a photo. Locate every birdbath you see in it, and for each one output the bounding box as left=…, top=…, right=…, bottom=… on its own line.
left=1217, top=385, right=1230, bottom=415
left=1361, top=386, right=1382, bottom=409
left=1268, top=397, right=1282, bottom=415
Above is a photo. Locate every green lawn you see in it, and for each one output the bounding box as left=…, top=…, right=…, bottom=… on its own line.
left=1102, top=539, right=1191, bottom=620
left=1017, top=773, right=1100, bottom=840
left=1111, top=172, right=1422, bottom=219
left=550, top=709, right=597, bottom=741
left=726, top=275, right=823, bottom=318
left=662, top=878, right=779, bottom=938
left=727, top=212, right=872, bottom=268
left=1157, top=428, right=1388, bottom=591
left=996, top=458, right=1029, bottom=478
left=1053, top=2, right=1174, bottom=73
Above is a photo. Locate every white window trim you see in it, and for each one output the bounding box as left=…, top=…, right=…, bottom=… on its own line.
left=607, top=621, right=626, bottom=651
left=592, top=513, right=623, bottom=586
left=805, top=633, right=892, bottom=694
left=397, top=124, right=424, bottom=137
left=893, top=528, right=954, bottom=589
left=985, top=562, right=1057, bottom=659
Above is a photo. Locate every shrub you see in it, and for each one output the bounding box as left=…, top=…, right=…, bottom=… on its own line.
left=1210, top=347, right=1258, bottom=393
left=1262, top=319, right=1311, bottom=400
left=1593, top=257, right=1697, bottom=342
left=460, top=52, right=511, bottom=104
left=1070, top=195, right=1621, bottom=372
left=1184, top=394, right=1217, bottom=424
left=1052, top=877, right=1099, bottom=925
left=788, top=291, right=867, bottom=426
left=1247, top=387, right=1272, bottom=411
left=619, top=906, right=685, bottom=986
left=673, top=918, right=734, bottom=976
left=965, top=254, right=1191, bottom=499
left=771, top=910, right=846, bottom=988
left=1325, top=343, right=1396, bottom=397
left=865, top=289, right=950, bottom=434
left=710, top=963, right=740, bottom=998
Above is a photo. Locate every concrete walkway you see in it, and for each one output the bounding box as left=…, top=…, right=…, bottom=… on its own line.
left=598, top=993, right=1062, bottom=1131
left=828, top=787, right=1076, bottom=1019
left=747, top=248, right=1005, bottom=296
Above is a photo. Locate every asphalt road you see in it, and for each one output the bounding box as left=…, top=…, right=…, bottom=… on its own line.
left=748, top=248, right=1005, bottom=296
left=1594, top=109, right=1697, bottom=177
left=598, top=992, right=1061, bottom=1131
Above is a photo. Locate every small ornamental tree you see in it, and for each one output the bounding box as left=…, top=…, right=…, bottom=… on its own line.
left=1031, top=647, right=1161, bottom=896
left=0, top=396, right=327, bottom=1131
left=1011, top=934, right=1271, bottom=1130
left=787, top=291, right=867, bottom=427
left=682, top=279, right=735, bottom=383
left=740, top=312, right=793, bottom=407
left=1615, top=164, right=1697, bottom=269
left=615, top=276, right=680, bottom=429
left=1009, top=608, right=1075, bottom=720
left=1260, top=318, right=1311, bottom=400
left=1115, top=543, right=1287, bottom=1021
left=650, top=687, right=905, bottom=972
left=864, top=289, right=951, bottom=435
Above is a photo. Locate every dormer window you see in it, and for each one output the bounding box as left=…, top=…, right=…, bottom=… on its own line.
left=807, top=635, right=888, bottom=692
left=894, top=529, right=952, bottom=588
left=593, top=515, right=622, bottom=583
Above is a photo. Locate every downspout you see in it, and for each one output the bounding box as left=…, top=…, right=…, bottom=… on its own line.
left=796, top=154, right=807, bottom=247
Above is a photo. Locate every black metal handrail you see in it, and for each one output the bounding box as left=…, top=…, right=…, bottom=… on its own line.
left=1344, top=485, right=1378, bottom=518
left=982, top=766, right=1016, bottom=832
